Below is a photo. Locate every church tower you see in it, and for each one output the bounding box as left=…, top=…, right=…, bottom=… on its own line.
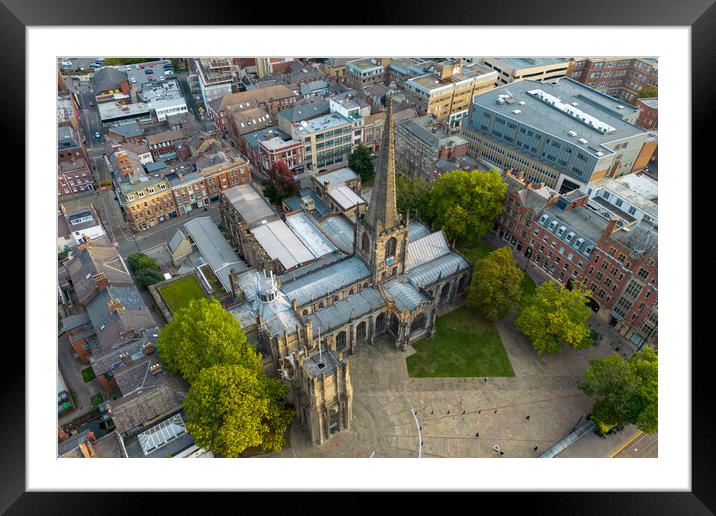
left=354, top=99, right=408, bottom=285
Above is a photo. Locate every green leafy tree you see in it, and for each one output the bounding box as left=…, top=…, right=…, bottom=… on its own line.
left=396, top=174, right=430, bottom=222
left=127, top=252, right=159, bottom=273
left=637, top=86, right=658, bottom=99
left=103, top=58, right=160, bottom=66
left=157, top=298, right=261, bottom=383
left=348, top=143, right=375, bottom=183
left=579, top=347, right=658, bottom=434
left=424, top=169, right=506, bottom=246
left=467, top=247, right=524, bottom=321
left=515, top=281, right=592, bottom=355
left=262, top=160, right=299, bottom=204
left=183, top=364, right=294, bottom=457
left=134, top=268, right=164, bottom=288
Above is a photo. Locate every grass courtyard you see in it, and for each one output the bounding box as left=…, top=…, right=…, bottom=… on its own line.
left=159, top=275, right=206, bottom=313
left=458, top=239, right=497, bottom=264
left=406, top=306, right=515, bottom=378
left=520, top=274, right=537, bottom=303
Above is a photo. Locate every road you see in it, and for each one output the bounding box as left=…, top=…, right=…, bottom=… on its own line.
left=611, top=432, right=658, bottom=458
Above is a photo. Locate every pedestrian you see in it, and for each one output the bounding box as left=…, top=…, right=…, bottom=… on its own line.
left=447, top=410, right=450, bottom=414
left=462, top=410, right=466, bottom=414
left=494, top=410, right=497, bottom=414
left=525, top=415, right=530, bottom=421
left=533, top=446, right=538, bottom=451
left=499, top=451, right=504, bottom=456
left=475, top=432, right=479, bottom=438
left=478, top=410, right=481, bottom=414
left=431, top=410, right=434, bottom=415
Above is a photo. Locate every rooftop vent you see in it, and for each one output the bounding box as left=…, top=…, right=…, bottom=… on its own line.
left=518, top=101, right=526, bottom=105
left=567, top=130, right=578, bottom=137
left=512, top=109, right=521, bottom=114
left=578, top=138, right=588, bottom=144
left=616, top=105, right=624, bottom=109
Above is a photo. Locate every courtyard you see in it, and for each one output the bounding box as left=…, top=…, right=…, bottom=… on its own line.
left=270, top=306, right=616, bottom=459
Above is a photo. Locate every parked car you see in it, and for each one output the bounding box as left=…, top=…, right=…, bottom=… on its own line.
left=95, top=131, right=101, bottom=139
left=130, top=77, right=137, bottom=84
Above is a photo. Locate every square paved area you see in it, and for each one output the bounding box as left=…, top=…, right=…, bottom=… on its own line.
left=268, top=309, right=617, bottom=458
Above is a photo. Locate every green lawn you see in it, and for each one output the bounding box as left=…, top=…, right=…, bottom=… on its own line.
left=80, top=367, right=96, bottom=383
left=458, top=239, right=497, bottom=264
left=520, top=274, right=537, bottom=303
left=159, top=275, right=206, bottom=313
left=406, top=306, right=515, bottom=378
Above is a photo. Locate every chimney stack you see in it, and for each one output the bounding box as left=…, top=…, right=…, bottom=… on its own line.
left=94, top=272, right=109, bottom=290
left=107, top=298, right=125, bottom=313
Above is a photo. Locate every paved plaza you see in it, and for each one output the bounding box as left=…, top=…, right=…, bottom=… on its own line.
left=268, top=308, right=617, bottom=458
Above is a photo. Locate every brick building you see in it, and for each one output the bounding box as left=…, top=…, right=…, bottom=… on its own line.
left=495, top=170, right=658, bottom=347
left=58, top=159, right=94, bottom=196
left=345, top=58, right=389, bottom=91
left=567, top=57, right=658, bottom=103
left=635, top=98, right=658, bottom=130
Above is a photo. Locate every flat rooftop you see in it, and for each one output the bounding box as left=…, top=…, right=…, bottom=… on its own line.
left=347, top=58, right=384, bottom=72
left=98, top=101, right=150, bottom=122
left=222, top=184, right=276, bottom=226
left=490, top=57, right=570, bottom=69
left=314, top=167, right=359, bottom=188
left=472, top=78, right=647, bottom=157
left=327, top=185, right=366, bottom=210
left=293, top=113, right=351, bottom=135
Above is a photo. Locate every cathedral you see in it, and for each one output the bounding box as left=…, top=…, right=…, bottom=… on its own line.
left=225, top=100, right=473, bottom=445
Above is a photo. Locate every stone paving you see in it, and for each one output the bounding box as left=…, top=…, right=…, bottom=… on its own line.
left=268, top=309, right=617, bottom=458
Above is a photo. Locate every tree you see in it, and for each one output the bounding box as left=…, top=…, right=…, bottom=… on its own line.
left=183, top=364, right=294, bottom=457
left=579, top=347, right=657, bottom=434
left=637, top=86, right=658, bottom=99
left=424, top=169, right=506, bottom=246
left=348, top=143, right=375, bottom=183
left=134, top=268, right=164, bottom=288
left=157, top=298, right=261, bottom=383
left=262, top=160, right=299, bottom=204
left=127, top=252, right=159, bottom=273
left=467, top=247, right=524, bottom=321
left=396, top=174, right=430, bottom=222
left=515, top=281, right=592, bottom=355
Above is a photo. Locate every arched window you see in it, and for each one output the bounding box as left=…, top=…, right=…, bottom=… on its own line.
left=302, top=310, right=308, bottom=317
left=389, top=314, right=400, bottom=335
left=349, top=289, right=354, bottom=295
left=356, top=321, right=367, bottom=342
left=457, top=275, right=467, bottom=293
left=440, top=283, right=451, bottom=302
left=336, top=331, right=347, bottom=349
left=375, top=312, right=386, bottom=331
left=385, top=237, right=397, bottom=259
left=363, top=282, right=369, bottom=288
left=361, top=232, right=370, bottom=253
left=411, top=313, right=427, bottom=333
left=318, top=302, right=324, bottom=309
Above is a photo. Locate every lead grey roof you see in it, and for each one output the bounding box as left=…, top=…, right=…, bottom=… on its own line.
left=280, top=256, right=370, bottom=307
left=319, top=215, right=355, bottom=253
left=183, top=217, right=248, bottom=292
left=537, top=206, right=602, bottom=257
left=168, top=229, right=187, bottom=254
left=302, top=348, right=340, bottom=378
left=405, top=230, right=451, bottom=271
left=222, top=184, right=276, bottom=227
left=404, top=252, right=470, bottom=288
left=308, top=287, right=384, bottom=334
left=314, top=167, right=359, bottom=188
left=250, top=219, right=316, bottom=270
left=383, top=278, right=428, bottom=312
left=285, top=212, right=337, bottom=258
left=90, top=67, right=128, bottom=93
left=109, top=121, right=143, bottom=138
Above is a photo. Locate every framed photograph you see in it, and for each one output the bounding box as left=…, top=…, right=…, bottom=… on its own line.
left=9, top=0, right=712, bottom=511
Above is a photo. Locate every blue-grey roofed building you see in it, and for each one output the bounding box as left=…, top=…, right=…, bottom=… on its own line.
left=463, top=78, right=656, bottom=193
left=183, top=216, right=249, bottom=293
left=280, top=256, right=370, bottom=307
left=300, top=80, right=330, bottom=98
left=308, top=288, right=384, bottom=334
left=282, top=188, right=330, bottom=218
left=319, top=214, right=354, bottom=253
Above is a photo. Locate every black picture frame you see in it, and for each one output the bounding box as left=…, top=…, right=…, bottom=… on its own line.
left=8, top=0, right=713, bottom=512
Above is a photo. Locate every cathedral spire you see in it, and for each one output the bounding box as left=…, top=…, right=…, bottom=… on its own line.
left=364, top=97, right=399, bottom=231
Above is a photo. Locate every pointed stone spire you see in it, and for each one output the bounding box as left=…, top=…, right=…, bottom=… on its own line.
left=364, top=97, right=399, bottom=231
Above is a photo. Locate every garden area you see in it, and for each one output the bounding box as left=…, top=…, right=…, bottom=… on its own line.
left=81, top=367, right=96, bottom=383
left=406, top=306, right=515, bottom=378
left=459, top=238, right=497, bottom=264
left=159, top=275, right=206, bottom=313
